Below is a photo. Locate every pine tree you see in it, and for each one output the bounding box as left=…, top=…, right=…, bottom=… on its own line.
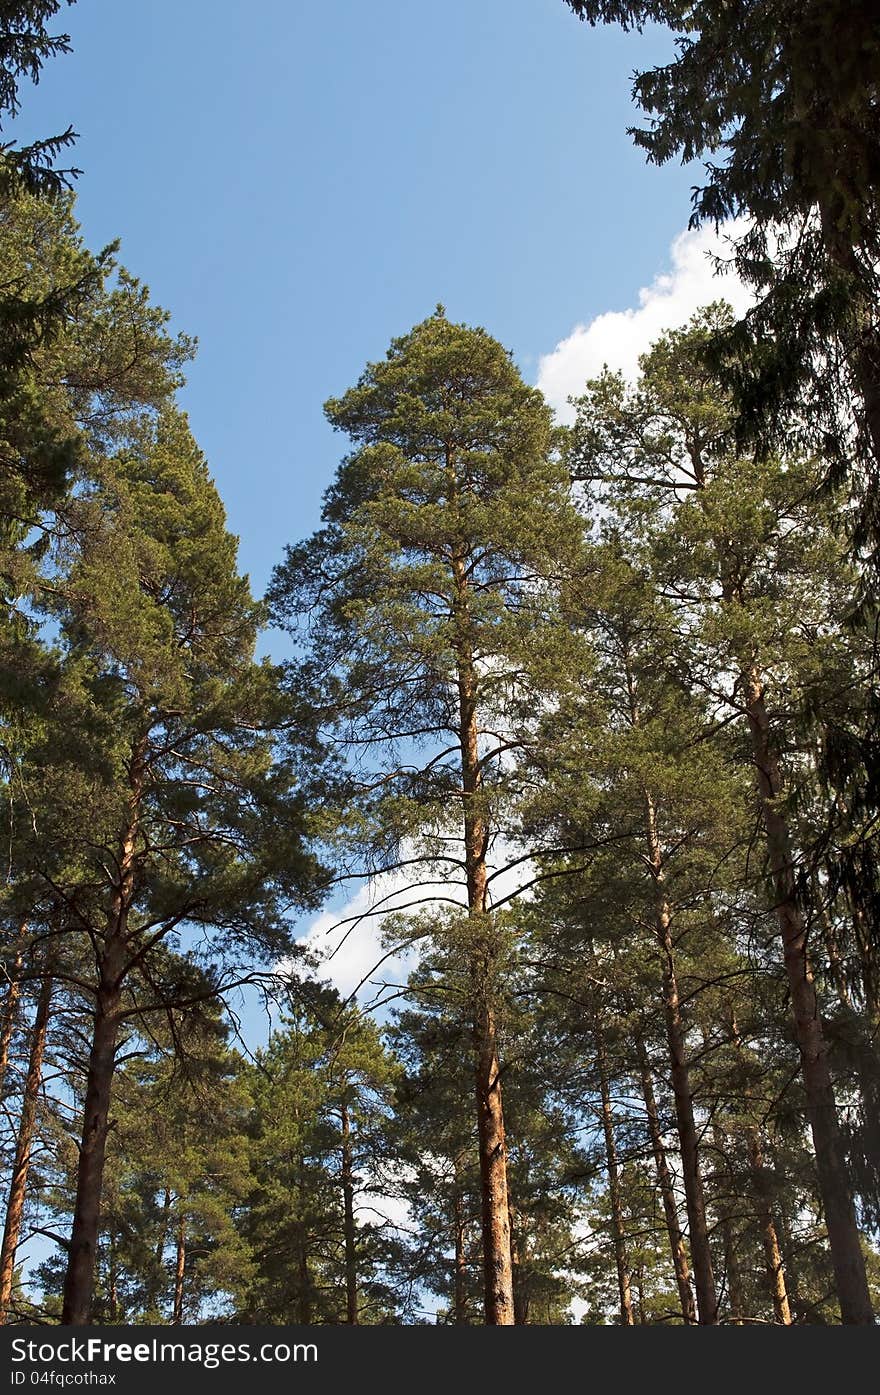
left=237, top=985, right=401, bottom=1325
left=561, top=0, right=880, bottom=585
left=268, top=309, right=585, bottom=1324
left=568, top=306, right=875, bottom=1322
left=3, top=405, right=322, bottom=1323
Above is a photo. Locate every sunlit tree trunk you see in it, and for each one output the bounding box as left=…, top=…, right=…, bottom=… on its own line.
left=0, top=969, right=53, bottom=1323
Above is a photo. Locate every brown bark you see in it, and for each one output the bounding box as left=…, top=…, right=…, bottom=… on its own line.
left=473, top=992, right=513, bottom=1324
left=642, top=790, right=719, bottom=1325
left=451, top=547, right=514, bottom=1326
left=509, top=1207, right=528, bottom=1325
left=172, top=1214, right=186, bottom=1325
left=61, top=977, right=122, bottom=1324
left=297, top=1148, right=311, bottom=1325
left=596, top=1025, right=635, bottom=1325
left=155, top=1188, right=172, bottom=1267
left=452, top=1170, right=469, bottom=1325
left=341, top=1103, right=358, bottom=1325
left=747, top=1128, right=792, bottom=1325
left=721, top=1214, right=746, bottom=1324
left=297, top=1227, right=311, bottom=1324
left=743, top=668, right=873, bottom=1324
left=0, top=969, right=53, bottom=1323
left=61, top=737, right=146, bottom=1325
left=0, top=922, right=27, bottom=1099
left=108, top=1235, right=119, bottom=1324
left=637, top=1039, right=696, bottom=1324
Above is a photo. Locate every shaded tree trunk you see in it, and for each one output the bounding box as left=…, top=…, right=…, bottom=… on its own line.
left=643, top=789, right=719, bottom=1325
left=108, top=1235, right=119, bottom=1324
left=60, top=974, right=122, bottom=1324
left=637, top=1038, right=696, bottom=1323
left=341, top=1103, right=358, bottom=1325
left=0, top=969, right=52, bottom=1323
left=721, top=1215, right=746, bottom=1324
left=743, top=667, right=873, bottom=1324
left=452, top=1173, right=469, bottom=1325
left=172, top=1215, right=186, bottom=1325
left=596, top=1024, right=634, bottom=1325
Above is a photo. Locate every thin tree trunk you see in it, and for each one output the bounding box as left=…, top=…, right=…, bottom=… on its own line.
left=341, top=1103, right=358, bottom=1325
left=747, top=1127, right=792, bottom=1324
left=453, top=1173, right=468, bottom=1325
left=452, top=547, right=514, bottom=1326
left=0, top=969, right=52, bottom=1323
left=643, top=789, right=719, bottom=1325
left=596, top=1024, right=635, bottom=1325
left=108, top=1236, right=119, bottom=1324
left=743, top=667, right=873, bottom=1324
left=297, top=1150, right=311, bottom=1325
left=637, top=1038, right=696, bottom=1323
left=155, top=1188, right=172, bottom=1267
left=0, top=922, right=27, bottom=1099
left=508, top=1206, right=525, bottom=1324
left=172, top=1214, right=186, bottom=1325
left=720, top=1213, right=746, bottom=1325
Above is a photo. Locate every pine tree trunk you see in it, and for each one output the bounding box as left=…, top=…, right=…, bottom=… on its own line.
left=61, top=975, right=122, bottom=1324
left=743, top=668, right=873, bottom=1324
left=0, top=922, right=27, bottom=1099
left=0, top=970, right=52, bottom=1323
left=508, top=1206, right=524, bottom=1324
left=172, top=1215, right=186, bottom=1325
left=155, top=1189, right=172, bottom=1266
left=597, top=1024, right=635, bottom=1325
left=643, top=790, right=719, bottom=1324
left=747, top=1128, right=792, bottom=1324
left=341, top=1103, right=358, bottom=1325
left=61, top=737, right=145, bottom=1326
left=473, top=993, right=513, bottom=1324
left=297, top=1152, right=311, bottom=1325
left=637, top=1039, right=696, bottom=1324
left=453, top=1176, right=469, bottom=1325
left=721, top=1215, right=746, bottom=1325
left=452, top=549, right=514, bottom=1326
left=108, top=1236, right=119, bottom=1324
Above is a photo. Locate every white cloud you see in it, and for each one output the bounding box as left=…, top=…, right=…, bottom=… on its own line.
left=536, top=220, right=754, bottom=422
left=298, top=874, right=421, bottom=1007
left=296, top=834, right=536, bottom=1010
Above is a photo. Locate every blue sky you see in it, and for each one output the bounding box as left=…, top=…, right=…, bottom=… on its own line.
left=12, top=0, right=704, bottom=600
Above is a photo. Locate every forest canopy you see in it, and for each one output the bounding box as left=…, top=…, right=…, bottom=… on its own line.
left=1, top=0, right=878, bottom=1329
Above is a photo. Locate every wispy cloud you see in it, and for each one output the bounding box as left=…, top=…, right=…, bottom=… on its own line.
left=536, top=220, right=753, bottom=422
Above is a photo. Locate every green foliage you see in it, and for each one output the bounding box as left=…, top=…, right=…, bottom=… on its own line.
left=562, top=0, right=880, bottom=584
